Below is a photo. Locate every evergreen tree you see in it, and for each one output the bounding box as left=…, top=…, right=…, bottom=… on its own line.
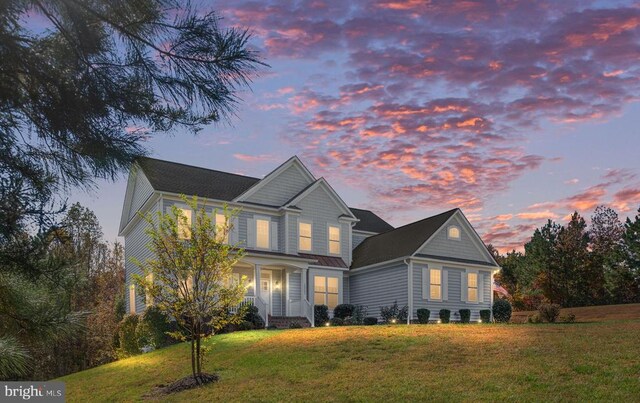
left=621, top=207, right=640, bottom=302
left=590, top=206, right=626, bottom=303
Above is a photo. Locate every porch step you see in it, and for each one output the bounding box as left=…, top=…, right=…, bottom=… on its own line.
left=268, top=316, right=311, bottom=329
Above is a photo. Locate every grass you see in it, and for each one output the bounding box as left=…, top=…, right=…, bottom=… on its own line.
left=59, top=321, right=640, bottom=402
left=510, top=303, right=640, bottom=323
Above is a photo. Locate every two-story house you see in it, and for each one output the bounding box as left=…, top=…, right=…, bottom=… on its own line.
left=120, top=156, right=500, bottom=327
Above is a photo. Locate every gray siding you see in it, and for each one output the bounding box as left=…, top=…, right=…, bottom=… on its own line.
left=352, top=232, right=371, bottom=249
left=349, top=264, right=407, bottom=320
left=287, top=213, right=298, bottom=254
left=271, top=270, right=284, bottom=316
left=296, top=187, right=350, bottom=262
left=128, top=169, right=154, bottom=222
left=245, top=164, right=313, bottom=206
left=343, top=275, right=350, bottom=303
left=412, top=264, right=492, bottom=322
left=125, top=200, right=159, bottom=314
left=418, top=215, right=492, bottom=263
left=289, top=272, right=301, bottom=302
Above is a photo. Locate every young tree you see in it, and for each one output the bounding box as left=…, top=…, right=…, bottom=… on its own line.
left=622, top=208, right=640, bottom=302
left=135, top=196, right=247, bottom=384
left=590, top=206, right=627, bottom=304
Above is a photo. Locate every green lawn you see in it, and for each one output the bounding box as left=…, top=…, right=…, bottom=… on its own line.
left=59, top=321, right=640, bottom=402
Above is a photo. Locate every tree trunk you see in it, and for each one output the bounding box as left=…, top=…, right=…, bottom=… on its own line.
left=190, top=334, right=196, bottom=381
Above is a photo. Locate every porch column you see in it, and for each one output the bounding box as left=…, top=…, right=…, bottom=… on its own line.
left=302, top=267, right=308, bottom=301
left=254, top=264, right=261, bottom=300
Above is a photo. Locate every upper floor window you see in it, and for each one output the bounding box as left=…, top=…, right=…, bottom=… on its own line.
left=448, top=225, right=460, bottom=240
left=256, top=218, right=270, bottom=249
left=467, top=272, right=478, bottom=302
left=430, top=268, right=441, bottom=300
left=178, top=208, right=192, bottom=240
left=328, top=225, right=341, bottom=255
left=299, top=221, right=312, bottom=252
left=215, top=213, right=228, bottom=243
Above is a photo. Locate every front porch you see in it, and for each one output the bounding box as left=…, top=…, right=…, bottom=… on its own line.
left=232, top=257, right=315, bottom=327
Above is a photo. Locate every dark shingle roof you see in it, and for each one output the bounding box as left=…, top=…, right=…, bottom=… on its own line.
left=351, top=208, right=459, bottom=269
left=136, top=157, right=260, bottom=201
left=349, top=207, right=395, bottom=233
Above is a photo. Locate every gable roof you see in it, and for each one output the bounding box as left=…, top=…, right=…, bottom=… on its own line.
left=349, top=207, right=394, bottom=233
left=351, top=208, right=459, bottom=268
left=283, top=177, right=357, bottom=218
left=136, top=157, right=260, bottom=201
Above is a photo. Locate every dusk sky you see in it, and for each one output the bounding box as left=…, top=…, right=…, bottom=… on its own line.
left=70, top=0, right=640, bottom=252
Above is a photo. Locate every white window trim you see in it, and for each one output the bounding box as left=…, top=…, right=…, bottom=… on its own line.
left=254, top=215, right=271, bottom=250
left=129, top=284, right=136, bottom=314
left=447, top=225, right=461, bottom=241
left=466, top=270, right=479, bottom=304
left=327, top=223, right=341, bottom=256
left=298, top=219, right=313, bottom=252
left=313, top=275, right=339, bottom=309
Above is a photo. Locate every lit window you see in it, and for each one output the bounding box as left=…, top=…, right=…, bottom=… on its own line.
left=215, top=213, right=228, bottom=243
left=430, top=269, right=441, bottom=300
left=448, top=226, right=460, bottom=240
left=146, top=273, right=154, bottom=306
left=299, top=222, right=312, bottom=251
left=129, top=284, right=136, bottom=314
left=314, top=276, right=339, bottom=309
left=186, top=276, right=193, bottom=292
left=329, top=225, right=341, bottom=255
left=178, top=208, right=192, bottom=239
left=256, top=219, right=270, bottom=249
left=468, top=272, right=478, bottom=302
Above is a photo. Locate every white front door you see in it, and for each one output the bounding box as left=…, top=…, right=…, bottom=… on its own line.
left=260, top=271, right=272, bottom=315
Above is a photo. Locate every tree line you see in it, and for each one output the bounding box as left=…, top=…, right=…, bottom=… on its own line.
left=491, top=206, right=640, bottom=310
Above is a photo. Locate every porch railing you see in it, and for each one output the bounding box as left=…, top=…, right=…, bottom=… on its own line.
left=230, top=296, right=256, bottom=314
left=254, top=295, right=269, bottom=328
left=303, top=298, right=314, bottom=327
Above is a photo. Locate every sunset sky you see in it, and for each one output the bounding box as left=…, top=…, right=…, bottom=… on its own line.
left=71, top=0, right=640, bottom=252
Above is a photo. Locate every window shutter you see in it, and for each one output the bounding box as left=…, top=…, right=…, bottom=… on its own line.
left=247, top=218, right=256, bottom=248
left=461, top=271, right=468, bottom=302
left=229, top=217, right=239, bottom=244
left=442, top=269, right=449, bottom=301
left=270, top=221, right=279, bottom=250
left=422, top=267, right=429, bottom=300
left=478, top=272, right=485, bottom=303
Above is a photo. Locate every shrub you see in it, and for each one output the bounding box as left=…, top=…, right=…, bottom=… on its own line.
left=244, top=304, right=265, bottom=329
left=538, top=303, right=561, bottom=323
left=330, top=317, right=345, bottom=326
left=266, top=324, right=278, bottom=330
left=492, top=299, right=512, bottom=323
left=135, top=306, right=172, bottom=350
left=333, top=304, right=355, bottom=319
left=528, top=313, right=542, bottom=323
left=560, top=313, right=576, bottom=323
left=479, top=309, right=491, bottom=323
left=459, top=309, right=471, bottom=323
left=237, top=321, right=254, bottom=331
left=439, top=309, right=451, bottom=323
left=363, top=317, right=377, bottom=325
left=416, top=309, right=431, bottom=324
left=350, top=305, right=368, bottom=325
left=380, top=301, right=408, bottom=324
left=314, top=305, right=329, bottom=327
left=289, top=321, right=303, bottom=329
left=118, top=314, right=140, bottom=356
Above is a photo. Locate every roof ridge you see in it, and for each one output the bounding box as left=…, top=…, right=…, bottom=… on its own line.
left=361, top=208, right=459, bottom=241
left=137, top=156, right=260, bottom=181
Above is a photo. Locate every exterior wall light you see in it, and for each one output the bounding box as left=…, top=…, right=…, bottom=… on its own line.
left=325, top=322, right=330, bottom=327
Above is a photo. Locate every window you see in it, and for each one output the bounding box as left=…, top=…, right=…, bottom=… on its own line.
left=467, top=272, right=478, bottom=302
left=448, top=225, right=460, bottom=240
left=256, top=219, right=270, bottom=249
left=430, top=269, right=442, bottom=300
left=178, top=208, right=192, bottom=240
left=314, top=276, right=339, bottom=309
left=145, top=273, right=153, bottom=306
left=129, top=284, right=136, bottom=314
left=328, top=225, right=341, bottom=255
left=299, top=221, right=312, bottom=251
left=215, top=213, right=228, bottom=243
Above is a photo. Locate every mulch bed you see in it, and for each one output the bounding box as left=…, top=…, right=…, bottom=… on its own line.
left=144, top=373, right=219, bottom=398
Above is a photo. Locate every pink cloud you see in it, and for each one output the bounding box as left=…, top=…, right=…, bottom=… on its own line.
left=233, top=154, right=278, bottom=163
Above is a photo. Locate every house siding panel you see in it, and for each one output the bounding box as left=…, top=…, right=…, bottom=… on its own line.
left=352, top=232, right=371, bottom=249
left=245, top=164, right=313, bottom=206
left=350, top=264, right=407, bottom=320
left=289, top=272, right=301, bottom=302
left=412, top=264, right=492, bottom=322
left=418, top=215, right=492, bottom=263
left=128, top=170, right=154, bottom=222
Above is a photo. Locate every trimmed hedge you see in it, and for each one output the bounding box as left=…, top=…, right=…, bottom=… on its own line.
left=330, top=317, right=345, bottom=326
left=492, top=299, right=512, bottom=323
left=459, top=309, right=471, bottom=323
left=314, top=305, right=329, bottom=327
left=439, top=309, right=451, bottom=323
left=479, top=309, right=491, bottom=323
left=363, top=317, right=378, bottom=326
left=333, top=304, right=355, bottom=319
left=118, top=314, right=140, bottom=356
left=417, top=308, right=431, bottom=324
left=244, top=304, right=265, bottom=329
left=380, top=301, right=408, bottom=323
